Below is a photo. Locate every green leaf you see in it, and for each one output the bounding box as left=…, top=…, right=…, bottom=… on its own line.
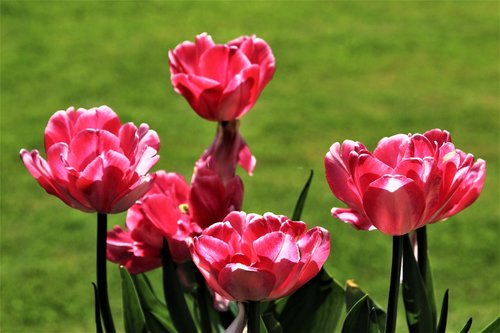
left=92, top=282, right=103, bottom=333
left=131, top=273, right=175, bottom=333
left=120, top=267, right=148, bottom=333
left=416, top=227, right=437, bottom=328
left=341, top=295, right=380, bottom=333
left=344, top=280, right=386, bottom=332
left=279, top=268, right=344, bottom=333
left=161, top=239, right=197, bottom=333
left=460, top=318, right=473, bottom=333
left=480, top=316, right=499, bottom=333
left=436, top=290, right=448, bottom=333
left=402, top=235, right=434, bottom=333
left=292, top=170, right=313, bottom=221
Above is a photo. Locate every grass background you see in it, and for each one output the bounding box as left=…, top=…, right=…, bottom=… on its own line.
left=1, top=1, right=498, bottom=332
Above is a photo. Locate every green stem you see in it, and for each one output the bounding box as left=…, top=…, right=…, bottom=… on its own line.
left=161, top=238, right=197, bottom=333
left=97, top=213, right=115, bottom=332
left=416, top=226, right=427, bottom=284
left=385, top=235, right=403, bottom=333
left=246, top=301, right=260, bottom=333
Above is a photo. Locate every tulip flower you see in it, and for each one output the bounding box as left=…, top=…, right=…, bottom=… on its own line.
left=325, top=129, right=486, bottom=236
left=189, top=120, right=254, bottom=229
left=169, top=33, right=275, bottom=121
left=190, top=211, right=330, bottom=302
left=107, top=171, right=200, bottom=274
left=20, top=105, right=160, bottom=332
left=20, top=105, right=160, bottom=214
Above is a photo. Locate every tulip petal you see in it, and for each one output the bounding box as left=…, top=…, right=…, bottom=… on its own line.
left=73, top=105, right=121, bottom=136
left=68, top=129, right=121, bottom=171
left=44, top=107, right=82, bottom=150
left=140, top=194, right=181, bottom=237
left=325, top=142, right=363, bottom=210
left=219, top=263, right=275, bottom=301
left=363, top=175, right=425, bottom=235
left=331, top=208, right=375, bottom=231
left=373, top=134, right=409, bottom=168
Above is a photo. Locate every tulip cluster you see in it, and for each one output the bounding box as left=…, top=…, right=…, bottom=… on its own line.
left=20, top=31, right=489, bottom=333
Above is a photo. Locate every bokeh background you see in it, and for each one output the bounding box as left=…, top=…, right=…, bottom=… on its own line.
left=1, top=1, right=498, bottom=332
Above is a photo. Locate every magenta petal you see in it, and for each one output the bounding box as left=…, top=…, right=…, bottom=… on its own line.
left=73, top=105, right=121, bottom=136
left=373, top=134, right=409, bottom=168
left=44, top=107, right=81, bottom=150
left=110, top=175, right=154, bottom=214
left=20, top=149, right=93, bottom=212
left=218, top=263, right=275, bottom=301
left=141, top=194, right=181, bottom=237
left=67, top=129, right=121, bottom=171
left=237, top=140, right=256, bottom=175
left=363, top=175, right=425, bottom=235
left=331, top=207, right=375, bottom=231
left=424, top=129, right=452, bottom=148
left=194, top=235, right=231, bottom=270
left=325, top=142, right=363, bottom=210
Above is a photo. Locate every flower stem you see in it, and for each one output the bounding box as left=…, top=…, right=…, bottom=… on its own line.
left=246, top=301, right=260, bottom=333
left=416, top=226, right=427, bottom=284
left=385, top=235, right=403, bottom=333
left=161, top=238, right=197, bottom=333
left=97, top=213, right=115, bottom=332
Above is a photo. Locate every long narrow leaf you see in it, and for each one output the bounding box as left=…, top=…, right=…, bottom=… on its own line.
left=161, top=239, right=197, bottom=333
left=460, top=318, right=473, bottom=333
left=292, top=170, right=313, bottom=221
left=120, top=267, right=148, bottom=333
left=479, top=316, right=500, bottom=333
left=280, top=268, right=344, bottom=333
left=416, top=227, right=437, bottom=328
left=131, top=273, right=175, bottom=333
left=436, top=290, right=449, bottom=333
left=402, top=235, right=434, bottom=333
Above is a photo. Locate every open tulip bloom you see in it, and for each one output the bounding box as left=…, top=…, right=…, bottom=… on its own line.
left=325, top=128, right=486, bottom=333
left=169, top=32, right=275, bottom=122
left=20, top=32, right=494, bottom=333
left=20, top=105, right=160, bottom=332
left=325, top=129, right=486, bottom=236
left=20, top=105, right=160, bottom=214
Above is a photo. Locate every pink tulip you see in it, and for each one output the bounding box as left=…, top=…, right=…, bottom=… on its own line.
left=107, top=171, right=201, bottom=273
left=20, top=106, right=160, bottom=214
left=325, top=129, right=486, bottom=235
left=190, top=211, right=330, bottom=302
left=189, top=120, right=254, bottom=229
left=169, top=33, right=275, bottom=121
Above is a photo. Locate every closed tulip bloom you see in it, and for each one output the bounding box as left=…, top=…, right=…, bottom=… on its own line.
left=190, top=211, right=330, bottom=302
left=325, top=129, right=486, bottom=235
left=169, top=33, right=275, bottom=121
left=20, top=106, right=160, bottom=214
left=189, top=121, right=253, bottom=229
left=107, top=171, right=200, bottom=273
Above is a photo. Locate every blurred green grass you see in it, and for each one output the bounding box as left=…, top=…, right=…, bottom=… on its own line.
left=1, top=1, right=498, bottom=332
